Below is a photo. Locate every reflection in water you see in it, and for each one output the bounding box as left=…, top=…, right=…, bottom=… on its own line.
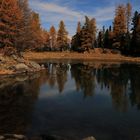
left=71, top=63, right=96, bottom=97
left=0, top=62, right=140, bottom=140
left=45, top=62, right=140, bottom=112
left=0, top=73, right=44, bottom=135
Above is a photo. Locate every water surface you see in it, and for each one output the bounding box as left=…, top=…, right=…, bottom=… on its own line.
left=0, top=61, right=140, bottom=140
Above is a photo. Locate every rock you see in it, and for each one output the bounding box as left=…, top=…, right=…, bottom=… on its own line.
left=13, top=134, right=26, bottom=139
left=0, top=136, right=5, bottom=140
left=12, top=55, right=25, bottom=63
left=17, top=58, right=25, bottom=63
left=82, top=136, right=96, bottom=140
left=3, top=134, right=26, bottom=140
left=41, top=64, right=45, bottom=69
left=15, top=63, right=29, bottom=72
left=15, top=75, right=28, bottom=82
left=29, top=61, right=41, bottom=70
left=12, top=55, right=18, bottom=60
left=0, top=56, right=6, bottom=63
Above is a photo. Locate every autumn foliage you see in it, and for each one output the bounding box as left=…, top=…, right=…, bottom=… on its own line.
left=0, top=0, right=140, bottom=56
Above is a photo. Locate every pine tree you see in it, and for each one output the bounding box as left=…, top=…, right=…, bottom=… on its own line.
left=42, top=29, right=50, bottom=51
left=71, top=16, right=96, bottom=52
left=77, top=21, right=81, bottom=34
left=98, top=31, right=103, bottom=48
left=30, top=12, right=44, bottom=50
left=103, top=29, right=109, bottom=48
left=113, top=4, right=127, bottom=49
left=126, top=2, right=132, bottom=33
left=0, top=0, right=23, bottom=55
left=49, top=26, right=57, bottom=50
left=113, top=5, right=127, bottom=36
left=131, top=11, right=140, bottom=55
left=118, top=3, right=132, bottom=54
left=71, top=22, right=81, bottom=51
left=108, top=26, right=114, bottom=49
left=89, top=18, right=96, bottom=48
left=80, top=16, right=90, bottom=51
left=56, top=20, right=68, bottom=51
left=18, top=0, right=33, bottom=51
left=80, top=16, right=96, bottom=51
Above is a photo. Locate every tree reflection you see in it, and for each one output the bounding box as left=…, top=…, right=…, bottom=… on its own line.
left=129, top=65, right=140, bottom=109
left=45, top=63, right=69, bottom=93
left=71, top=63, right=140, bottom=112
left=56, top=63, right=68, bottom=93
left=71, top=64, right=96, bottom=97
left=0, top=75, right=40, bottom=135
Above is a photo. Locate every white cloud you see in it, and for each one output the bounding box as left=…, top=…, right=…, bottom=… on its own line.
left=93, top=6, right=115, bottom=22
left=29, top=0, right=115, bottom=36
left=30, top=0, right=83, bottom=21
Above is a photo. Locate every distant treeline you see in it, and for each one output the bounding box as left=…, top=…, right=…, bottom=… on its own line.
left=72, top=3, right=140, bottom=56
left=0, top=0, right=140, bottom=56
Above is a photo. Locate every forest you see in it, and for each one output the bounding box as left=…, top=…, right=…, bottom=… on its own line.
left=0, top=0, right=140, bottom=56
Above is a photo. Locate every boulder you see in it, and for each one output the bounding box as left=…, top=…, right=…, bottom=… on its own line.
left=0, top=136, right=5, bottom=140
left=0, top=56, right=6, bottom=63
left=28, top=61, right=41, bottom=70
left=15, top=63, right=29, bottom=72
left=17, top=58, right=25, bottom=63
left=13, top=134, right=26, bottom=139
left=12, top=55, right=18, bottom=60
left=82, top=136, right=96, bottom=140
left=15, top=75, right=28, bottom=82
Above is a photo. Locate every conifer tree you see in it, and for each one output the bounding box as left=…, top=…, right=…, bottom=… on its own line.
left=113, top=4, right=127, bottom=49
left=113, top=4, right=127, bottom=36
left=71, top=22, right=81, bottom=51
left=30, top=12, right=44, bottom=50
left=103, top=29, right=109, bottom=48
left=0, top=0, right=23, bottom=55
left=126, top=2, right=132, bottom=33
left=80, top=16, right=91, bottom=51
left=89, top=18, right=97, bottom=48
left=77, top=21, right=81, bottom=33
left=56, top=20, right=68, bottom=51
left=42, top=29, right=50, bottom=51
left=18, top=0, right=33, bottom=50
left=80, top=16, right=96, bottom=51
left=97, top=31, right=103, bottom=48
left=71, top=16, right=96, bottom=52
left=49, top=26, right=57, bottom=50
left=131, top=11, right=140, bottom=54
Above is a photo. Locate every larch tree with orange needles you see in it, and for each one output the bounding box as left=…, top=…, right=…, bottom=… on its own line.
left=0, top=0, right=23, bottom=55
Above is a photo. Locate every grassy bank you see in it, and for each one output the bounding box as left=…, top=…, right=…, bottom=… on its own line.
left=24, top=50, right=140, bottom=63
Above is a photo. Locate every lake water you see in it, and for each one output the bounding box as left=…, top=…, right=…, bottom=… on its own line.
left=0, top=60, right=140, bottom=140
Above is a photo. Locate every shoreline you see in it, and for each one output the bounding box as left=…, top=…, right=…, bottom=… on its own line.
left=0, top=54, right=44, bottom=76
left=1, top=51, right=140, bottom=76
left=24, top=51, right=140, bottom=63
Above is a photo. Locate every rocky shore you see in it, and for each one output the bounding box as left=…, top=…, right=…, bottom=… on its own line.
left=0, top=54, right=44, bottom=76
left=0, top=134, right=96, bottom=140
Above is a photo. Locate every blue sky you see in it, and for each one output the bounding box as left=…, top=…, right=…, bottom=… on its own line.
left=29, top=0, right=140, bottom=37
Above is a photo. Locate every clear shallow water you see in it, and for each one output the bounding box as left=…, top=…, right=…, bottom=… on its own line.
left=0, top=61, right=140, bottom=140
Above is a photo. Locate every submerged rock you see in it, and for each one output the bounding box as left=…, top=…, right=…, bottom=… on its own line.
left=15, top=75, right=29, bottom=82
left=82, top=136, right=96, bottom=140
left=0, top=136, right=5, bottom=140
left=13, top=134, right=26, bottom=139
left=0, top=134, right=27, bottom=140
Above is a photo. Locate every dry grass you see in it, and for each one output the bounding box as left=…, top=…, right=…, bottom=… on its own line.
left=24, top=49, right=140, bottom=63
left=0, top=70, right=14, bottom=75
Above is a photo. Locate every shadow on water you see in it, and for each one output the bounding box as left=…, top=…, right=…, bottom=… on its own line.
left=0, top=61, right=140, bottom=140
